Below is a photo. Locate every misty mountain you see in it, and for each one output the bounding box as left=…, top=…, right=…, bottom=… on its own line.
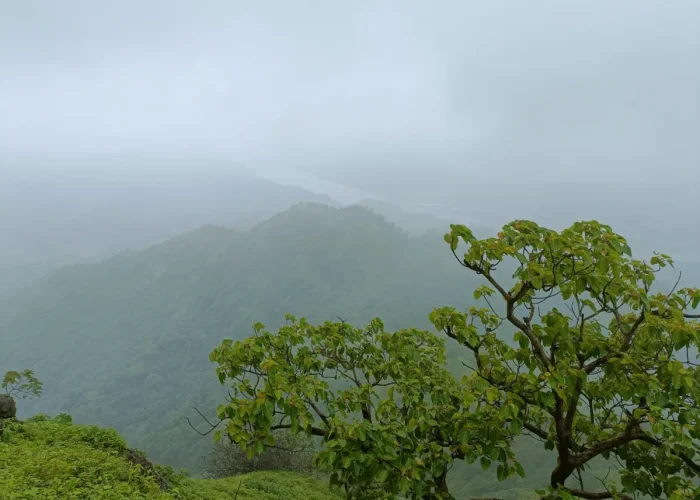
left=0, top=203, right=480, bottom=472
left=355, top=198, right=496, bottom=238
left=352, top=183, right=699, bottom=264
left=0, top=163, right=339, bottom=294
left=2, top=202, right=698, bottom=499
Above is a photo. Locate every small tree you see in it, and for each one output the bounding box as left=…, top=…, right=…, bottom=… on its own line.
left=2, top=369, right=42, bottom=399
left=202, top=428, right=315, bottom=478
left=210, top=317, right=516, bottom=499
left=211, top=220, right=700, bottom=499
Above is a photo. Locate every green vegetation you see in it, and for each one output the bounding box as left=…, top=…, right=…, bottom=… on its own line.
left=0, top=416, right=339, bottom=500
left=213, top=220, right=700, bottom=499
left=201, top=429, right=315, bottom=478
left=2, top=369, right=42, bottom=400
left=178, top=472, right=339, bottom=500
left=2, top=204, right=699, bottom=498
left=211, top=316, right=496, bottom=499
left=0, top=204, right=477, bottom=470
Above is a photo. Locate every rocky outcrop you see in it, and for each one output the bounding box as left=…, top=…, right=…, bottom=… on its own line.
left=124, top=448, right=168, bottom=490
left=0, top=395, right=16, bottom=419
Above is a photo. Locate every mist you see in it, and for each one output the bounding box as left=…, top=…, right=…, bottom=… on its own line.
left=2, top=1, right=698, bottom=186
left=3, top=3, right=700, bottom=498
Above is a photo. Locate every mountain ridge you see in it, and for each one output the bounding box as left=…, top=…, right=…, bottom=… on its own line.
left=0, top=167, right=342, bottom=295
left=0, top=201, right=477, bottom=471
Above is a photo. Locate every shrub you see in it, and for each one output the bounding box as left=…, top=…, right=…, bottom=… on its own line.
left=202, top=429, right=315, bottom=479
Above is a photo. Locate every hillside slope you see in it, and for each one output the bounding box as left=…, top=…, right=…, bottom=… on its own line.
left=0, top=203, right=479, bottom=471
left=3, top=205, right=696, bottom=499
left=0, top=416, right=339, bottom=500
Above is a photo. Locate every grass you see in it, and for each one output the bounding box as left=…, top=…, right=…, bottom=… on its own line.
left=179, top=472, right=341, bottom=500
left=0, top=415, right=340, bottom=500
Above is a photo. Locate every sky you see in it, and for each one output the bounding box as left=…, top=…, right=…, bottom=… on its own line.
left=1, top=1, right=699, bottom=205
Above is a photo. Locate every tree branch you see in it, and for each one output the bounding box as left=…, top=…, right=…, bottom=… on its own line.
left=583, top=311, right=645, bottom=374
left=186, top=406, right=224, bottom=436
left=567, top=488, right=633, bottom=500
left=523, top=422, right=550, bottom=441
left=270, top=423, right=327, bottom=437
left=636, top=433, right=700, bottom=474
left=304, top=398, right=330, bottom=428
left=572, top=420, right=643, bottom=467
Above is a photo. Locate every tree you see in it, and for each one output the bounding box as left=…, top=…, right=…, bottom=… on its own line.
left=431, top=220, right=700, bottom=499
left=211, top=219, right=700, bottom=499
left=2, top=369, right=42, bottom=399
left=201, top=428, right=315, bottom=478
left=209, top=317, right=517, bottom=499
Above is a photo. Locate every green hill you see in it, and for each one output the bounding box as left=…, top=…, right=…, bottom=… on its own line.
left=0, top=415, right=339, bottom=500
left=0, top=203, right=479, bottom=471
left=2, top=203, right=697, bottom=498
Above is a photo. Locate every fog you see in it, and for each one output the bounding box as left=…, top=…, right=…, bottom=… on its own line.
left=3, top=4, right=700, bottom=495
left=3, top=2, right=698, bottom=177
left=1, top=1, right=699, bottom=270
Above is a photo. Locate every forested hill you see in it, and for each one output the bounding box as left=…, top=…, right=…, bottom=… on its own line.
left=0, top=203, right=482, bottom=472
left=3, top=203, right=698, bottom=499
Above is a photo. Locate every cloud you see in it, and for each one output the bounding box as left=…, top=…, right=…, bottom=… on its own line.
left=1, top=0, right=698, bottom=195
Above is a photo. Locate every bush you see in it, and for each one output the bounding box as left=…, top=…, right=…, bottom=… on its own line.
left=202, top=429, right=315, bottom=479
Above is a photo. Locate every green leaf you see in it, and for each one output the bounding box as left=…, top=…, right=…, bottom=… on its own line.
left=496, top=463, right=508, bottom=481
left=509, top=418, right=523, bottom=435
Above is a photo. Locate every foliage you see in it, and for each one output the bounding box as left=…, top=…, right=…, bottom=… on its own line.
left=210, top=316, right=518, bottom=499
left=0, top=416, right=339, bottom=500
left=213, top=219, right=700, bottom=500
left=2, top=369, right=42, bottom=399
left=177, top=471, right=341, bottom=500
left=431, top=219, right=700, bottom=499
left=201, top=428, right=315, bottom=478
left=0, top=417, right=167, bottom=499
left=3, top=205, right=700, bottom=498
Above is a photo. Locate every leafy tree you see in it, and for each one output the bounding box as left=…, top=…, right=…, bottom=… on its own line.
left=212, top=219, right=700, bottom=499
left=430, top=220, right=700, bottom=499
left=2, top=369, right=42, bottom=399
left=202, top=428, right=315, bottom=478
left=209, top=318, right=517, bottom=499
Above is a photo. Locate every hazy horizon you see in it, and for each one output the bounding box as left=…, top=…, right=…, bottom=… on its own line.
left=2, top=2, right=698, bottom=192
left=1, top=1, right=699, bottom=277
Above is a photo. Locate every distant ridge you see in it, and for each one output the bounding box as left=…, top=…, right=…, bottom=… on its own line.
left=0, top=165, right=341, bottom=294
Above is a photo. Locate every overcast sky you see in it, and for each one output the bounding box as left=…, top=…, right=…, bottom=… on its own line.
left=1, top=1, right=698, bottom=201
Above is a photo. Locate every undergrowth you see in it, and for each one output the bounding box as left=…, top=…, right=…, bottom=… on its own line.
left=0, top=415, right=339, bottom=500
